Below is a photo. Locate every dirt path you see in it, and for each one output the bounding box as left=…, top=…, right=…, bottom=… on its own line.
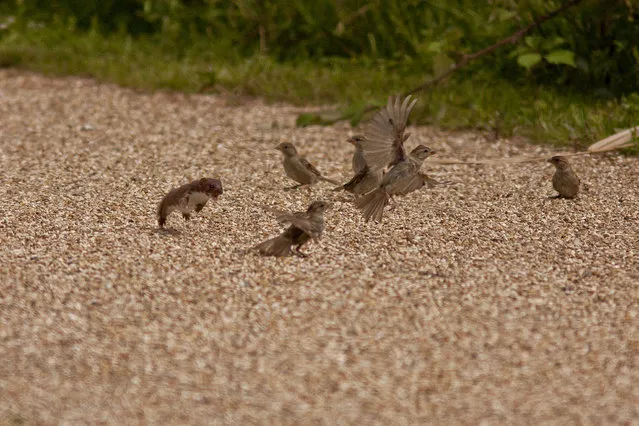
left=1, top=70, right=638, bottom=424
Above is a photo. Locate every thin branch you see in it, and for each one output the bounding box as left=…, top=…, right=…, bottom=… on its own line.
left=403, top=0, right=584, bottom=97
left=330, top=0, right=585, bottom=121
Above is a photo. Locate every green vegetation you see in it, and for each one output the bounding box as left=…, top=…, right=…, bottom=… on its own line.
left=1, top=0, right=638, bottom=150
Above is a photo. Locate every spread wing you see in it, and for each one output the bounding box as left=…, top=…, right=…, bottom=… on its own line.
left=392, top=172, right=433, bottom=196
left=263, top=208, right=321, bottom=240
left=274, top=211, right=322, bottom=240
left=363, top=95, right=418, bottom=171
left=299, top=157, right=322, bottom=177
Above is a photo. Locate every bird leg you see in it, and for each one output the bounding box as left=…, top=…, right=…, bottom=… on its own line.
left=387, top=196, right=397, bottom=211
left=182, top=213, right=191, bottom=221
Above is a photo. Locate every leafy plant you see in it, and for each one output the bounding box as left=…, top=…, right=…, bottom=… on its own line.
left=1, top=0, right=638, bottom=152
left=513, top=35, right=575, bottom=70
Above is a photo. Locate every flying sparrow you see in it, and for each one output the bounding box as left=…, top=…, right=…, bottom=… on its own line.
left=253, top=200, right=331, bottom=257
left=354, top=145, right=435, bottom=222
left=352, top=95, right=437, bottom=221
left=275, top=142, right=339, bottom=188
left=548, top=155, right=580, bottom=198
left=157, top=178, right=223, bottom=228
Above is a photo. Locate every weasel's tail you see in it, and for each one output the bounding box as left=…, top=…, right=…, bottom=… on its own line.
left=252, top=235, right=293, bottom=257
left=354, top=188, right=389, bottom=222
left=157, top=199, right=169, bottom=228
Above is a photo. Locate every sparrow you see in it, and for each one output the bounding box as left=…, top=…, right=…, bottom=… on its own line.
left=548, top=155, right=580, bottom=198
left=347, top=135, right=368, bottom=174
left=334, top=164, right=382, bottom=195
left=253, top=201, right=331, bottom=257
left=275, top=142, right=339, bottom=188
left=354, top=145, right=436, bottom=222
left=353, top=95, right=437, bottom=221
left=334, top=135, right=382, bottom=195
left=157, top=178, right=223, bottom=228
left=393, top=172, right=444, bottom=196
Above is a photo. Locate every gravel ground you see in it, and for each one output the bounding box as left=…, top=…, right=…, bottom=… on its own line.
left=1, top=70, right=638, bottom=425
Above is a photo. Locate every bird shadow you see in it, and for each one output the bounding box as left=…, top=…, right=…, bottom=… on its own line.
left=334, top=196, right=356, bottom=203
left=149, top=226, right=182, bottom=237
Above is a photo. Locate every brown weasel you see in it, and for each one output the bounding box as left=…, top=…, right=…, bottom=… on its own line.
left=157, top=178, right=223, bottom=228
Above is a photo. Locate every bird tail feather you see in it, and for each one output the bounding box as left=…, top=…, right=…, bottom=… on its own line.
left=253, top=235, right=293, bottom=257
left=354, top=188, right=389, bottom=222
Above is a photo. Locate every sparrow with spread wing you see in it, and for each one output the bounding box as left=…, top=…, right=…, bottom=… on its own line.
left=253, top=200, right=331, bottom=257
left=354, top=95, right=437, bottom=221
left=354, top=145, right=435, bottom=222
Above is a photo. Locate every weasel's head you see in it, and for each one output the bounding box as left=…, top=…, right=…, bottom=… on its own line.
left=548, top=155, right=570, bottom=169
left=197, top=178, right=223, bottom=197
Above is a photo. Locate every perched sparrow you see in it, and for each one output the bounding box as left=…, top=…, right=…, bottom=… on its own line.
left=335, top=135, right=381, bottom=195
left=347, top=135, right=368, bottom=174
left=355, top=145, right=435, bottom=222
left=334, top=165, right=382, bottom=195
left=157, top=178, right=223, bottom=228
left=253, top=201, right=331, bottom=257
left=276, top=142, right=339, bottom=188
left=548, top=155, right=580, bottom=198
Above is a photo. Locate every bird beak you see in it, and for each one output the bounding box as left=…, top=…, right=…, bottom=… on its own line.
left=346, top=137, right=355, bottom=145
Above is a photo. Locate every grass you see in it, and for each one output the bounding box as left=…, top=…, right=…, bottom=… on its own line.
left=1, top=21, right=638, bottom=153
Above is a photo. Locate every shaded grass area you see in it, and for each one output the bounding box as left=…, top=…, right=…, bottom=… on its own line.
left=1, top=24, right=638, bottom=152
